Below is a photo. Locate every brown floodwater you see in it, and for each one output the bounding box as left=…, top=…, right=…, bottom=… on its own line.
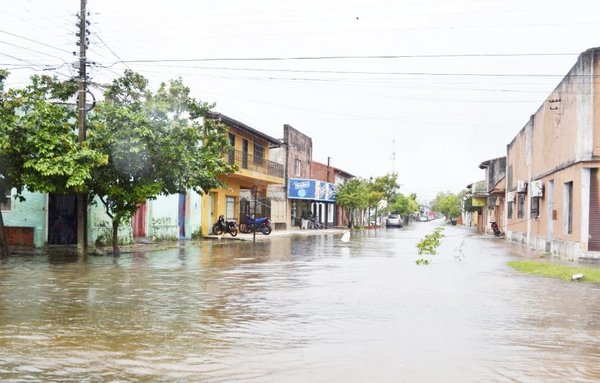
left=0, top=222, right=599, bottom=382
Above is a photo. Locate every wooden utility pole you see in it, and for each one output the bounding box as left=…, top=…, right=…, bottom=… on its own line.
left=77, top=0, right=88, bottom=257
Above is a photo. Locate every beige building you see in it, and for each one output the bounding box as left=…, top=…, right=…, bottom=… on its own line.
left=505, top=47, right=600, bottom=259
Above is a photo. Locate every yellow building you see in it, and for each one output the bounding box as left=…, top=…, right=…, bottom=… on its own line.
left=201, top=112, right=285, bottom=236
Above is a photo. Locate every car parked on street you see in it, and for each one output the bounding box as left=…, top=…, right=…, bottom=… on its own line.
left=385, top=214, right=403, bottom=228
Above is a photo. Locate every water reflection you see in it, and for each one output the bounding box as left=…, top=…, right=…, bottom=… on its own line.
left=0, top=226, right=599, bottom=382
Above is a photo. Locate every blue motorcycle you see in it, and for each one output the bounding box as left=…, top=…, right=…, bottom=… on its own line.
left=239, top=215, right=272, bottom=235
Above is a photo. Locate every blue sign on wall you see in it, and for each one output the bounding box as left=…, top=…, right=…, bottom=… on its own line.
left=288, top=178, right=335, bottom=202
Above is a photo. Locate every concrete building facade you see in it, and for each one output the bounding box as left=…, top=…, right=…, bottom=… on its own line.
left=505, top=47, right=600, bottom=259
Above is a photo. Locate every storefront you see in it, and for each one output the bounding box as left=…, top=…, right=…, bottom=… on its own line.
left=288, top=178, right=335, bottom=227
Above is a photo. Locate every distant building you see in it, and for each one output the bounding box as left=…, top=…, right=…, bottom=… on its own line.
left=479, top=157, right=506, bottom=234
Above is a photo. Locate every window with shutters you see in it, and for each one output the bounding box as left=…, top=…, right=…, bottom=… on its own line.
left=254, top=144, right=264, bottom=165
left=517, top=194, right=525, bottom=219
left=530, top=197, right=540, bottom=218
left=226, top=196, right=236, bottom=221
left=565, top=181, right=573, bottom=234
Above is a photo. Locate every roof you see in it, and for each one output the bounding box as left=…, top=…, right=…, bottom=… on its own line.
left=312, top=160, right=355, bottom=179
left=206, top=111, right=282, bottom=147
left=479, top=156, right=506, bottom=169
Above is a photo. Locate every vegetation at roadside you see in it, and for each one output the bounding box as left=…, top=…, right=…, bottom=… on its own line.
left=335, top=173, right=418, bottom=228
left=416, top=227, right=445, bottom=265
left=508, top=260, right=600, bottom=283
left=430, top=191, right=462, bottom=220
left=0, top=69, right=235, bottom=257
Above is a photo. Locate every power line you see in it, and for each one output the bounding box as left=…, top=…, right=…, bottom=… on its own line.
left=106, top=52, right=580, bottom=65
left=0, top=29, right=72, bottom=54
left=91, top=31, right=130, bottom=70
left=0, top=40, right=68, bottom=64
left=118, top=61, right=592, bottom=80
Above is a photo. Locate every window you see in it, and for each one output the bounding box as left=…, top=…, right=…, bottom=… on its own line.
left=294, top=159, right=301, bottom=177
left=530, top=197, right=540, bottom=218
left=254, top=143, right=264, bottom=165
left=226, top=196, right=236, bottom=221
left=565, top=181, right=573, bottom=234
left=242, top=139, right=248, bottom=169
left=0, top=190, right=11, bottom=211
left=507, top=201, right=513, bottom=219
left=228, top=133, right=235, bottom=164
left=517, top=194, right=525, bottom=219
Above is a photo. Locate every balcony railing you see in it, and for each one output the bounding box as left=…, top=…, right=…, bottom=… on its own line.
left=228, top=148, right=284, bottom=179
left=471, top=180, right=488, bottom=196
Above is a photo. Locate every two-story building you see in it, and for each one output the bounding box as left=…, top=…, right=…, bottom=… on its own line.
left=505, top=47, right=600, bottom=259
left=202, top=112, right=284, bottom=236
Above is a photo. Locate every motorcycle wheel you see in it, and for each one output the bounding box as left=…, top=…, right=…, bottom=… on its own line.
left=261, top=225, right=272, bottom=235
left=229, top=227, right=238, bottom=237
left=212, top=224, right=223, bottom=235
left=239, top=223, right=248, bottom=234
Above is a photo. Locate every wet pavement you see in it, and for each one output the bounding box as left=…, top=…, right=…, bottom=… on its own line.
left=0, top=221, right=599, bottom=382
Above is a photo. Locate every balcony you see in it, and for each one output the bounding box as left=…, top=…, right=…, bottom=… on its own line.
left=471, top=180, right=488, bottom=197
left=228, top=148, right=284, bottom=180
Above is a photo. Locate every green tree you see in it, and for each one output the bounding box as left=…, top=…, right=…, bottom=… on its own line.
left=389, top=193, right=419, bottom=222
left=372, top=172, right=400, bottom=202
left=368, top=173, right=400, bottom=224
left=431, top=191, right=462, bottom=220
left=0, top=73, right=106, bottom=257
left=335, top=178, right=368, bottom=228
left=365, top=180, right=384, bottom=226
left=87, top=71, right=235, bottom=255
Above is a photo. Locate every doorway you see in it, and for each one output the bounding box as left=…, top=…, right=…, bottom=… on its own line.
left=48, top=194, right=77, bottom=245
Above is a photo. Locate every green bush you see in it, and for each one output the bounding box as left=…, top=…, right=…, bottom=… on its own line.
left=416, top=227, right=445, bottom=255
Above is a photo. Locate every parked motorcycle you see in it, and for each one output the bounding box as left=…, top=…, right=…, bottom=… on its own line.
left=239, top=215, right=272, bottom=235
left=491, top=221, right=503, bottom=237
left=212, top=215, right=238, bottom=236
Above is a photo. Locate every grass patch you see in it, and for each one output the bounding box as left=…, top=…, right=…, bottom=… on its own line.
left=507, top=260, right=600, bottom=283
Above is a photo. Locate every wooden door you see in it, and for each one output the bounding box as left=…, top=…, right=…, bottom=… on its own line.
left=589, top=170, right=600, bottom=251
left=132, top=201, right=147, bottom=238
left=48, top=194, right=77, bottom=245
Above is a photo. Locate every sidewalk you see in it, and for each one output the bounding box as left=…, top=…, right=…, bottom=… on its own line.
left=204, top=227, right=346, bottom=241
left=5, top=227, right=348, bottom=256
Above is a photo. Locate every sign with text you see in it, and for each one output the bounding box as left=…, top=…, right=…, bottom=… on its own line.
left=288, top=178, right=335, bottom=202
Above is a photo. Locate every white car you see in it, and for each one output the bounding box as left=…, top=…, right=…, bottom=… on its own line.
left=386, top=214, right=404, bottom=228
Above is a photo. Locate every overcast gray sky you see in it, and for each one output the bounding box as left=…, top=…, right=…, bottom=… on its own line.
left=2, top=0, right=599, bottom=201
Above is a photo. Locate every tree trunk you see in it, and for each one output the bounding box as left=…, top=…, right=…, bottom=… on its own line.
left=112, top=219, right=121, bottom=257
left=0, top=210, right=9, bottom=258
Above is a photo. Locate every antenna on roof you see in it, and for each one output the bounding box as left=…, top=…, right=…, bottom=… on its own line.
left=391, top=139, right=396, bottom=173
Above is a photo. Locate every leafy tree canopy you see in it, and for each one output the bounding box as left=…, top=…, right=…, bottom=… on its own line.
left=390, top=193, right=419, bottom=217
left=0, top=72, right=107, bottom=257
left=1, top=74, right=106, bottom=196
left=431, top=191, right=462, bottom=219
left=87, top=70, right=236, bottom=254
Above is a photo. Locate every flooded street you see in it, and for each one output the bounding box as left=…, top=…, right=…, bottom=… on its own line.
left=1, top=222, right=599, bottom=382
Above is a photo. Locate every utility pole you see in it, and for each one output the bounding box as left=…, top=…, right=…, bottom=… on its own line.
left=76, top=0, right=89, bottom=257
